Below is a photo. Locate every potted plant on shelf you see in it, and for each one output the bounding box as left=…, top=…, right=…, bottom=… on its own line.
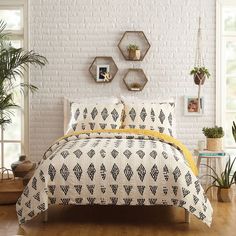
left=202, top=126, right=224, bottom=151
left=205, top=157, right=236, bottom=202
left=127, top=44, right=140, bottom=60
left=190, top=66, right=211, bottom=85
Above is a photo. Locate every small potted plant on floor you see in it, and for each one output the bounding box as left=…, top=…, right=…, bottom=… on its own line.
left=190, top=66, right=211, bottom=85
left=127, top=44, right=140, bottom=60
left=205, top=157, right=236, bottom=202
left=202, top=126, right=224, bottom=151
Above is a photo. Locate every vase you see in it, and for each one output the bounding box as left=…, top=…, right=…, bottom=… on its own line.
left=11, top=155, right=36, bottom=178
left=217, top=188, right=233, bottom=202
left=128, top=49, right=141, bottom=60
left=206, top=138, right=222, bottom=151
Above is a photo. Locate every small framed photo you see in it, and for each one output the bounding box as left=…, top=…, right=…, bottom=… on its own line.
left=184, top=96, right=204, bottom=116
left=96, top=65, right=110, bottom=82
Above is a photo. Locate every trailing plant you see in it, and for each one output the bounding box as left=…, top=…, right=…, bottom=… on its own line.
left=203, top=157, right=236, bottom=191
left=190, top=66, right=211, bottom=78
left=202, top=126, right=224, bottom=138
left=127, top=44, right=139, bottom=51
left=232, top=121, right=236, bottom=142
left=0, top=20, right=48, bottom=126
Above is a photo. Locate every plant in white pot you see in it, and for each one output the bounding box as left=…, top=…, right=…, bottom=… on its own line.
left=202, top=126, right=224, bottom=151
left=205, top=157, right=236, bottom=202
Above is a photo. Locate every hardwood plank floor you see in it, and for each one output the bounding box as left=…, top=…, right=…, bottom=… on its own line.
left=0, top=198, right=235, bottom=236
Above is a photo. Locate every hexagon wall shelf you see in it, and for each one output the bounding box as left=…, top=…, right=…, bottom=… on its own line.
left=89, top=56, right=118, bottom=83
left=123, top=68, right=148, bottom=91
left=118, top=31, right=151, bottom=61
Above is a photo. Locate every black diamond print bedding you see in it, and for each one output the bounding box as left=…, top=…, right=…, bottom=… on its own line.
left=66, top=102, right=124, bottom=134
left=123, top=102, right=176, bottom=137
left=16, top=129, right=213, bottom=226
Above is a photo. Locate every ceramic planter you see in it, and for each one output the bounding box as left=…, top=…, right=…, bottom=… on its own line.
left=128, top=49, right=141, bottom=60
left=217, top=188, right=233, bottom=202
left=11, top=155, right=36, bottom=178
left=206, top=138, right=222, bottom=151
left=194, top=72, right=206, bottom=85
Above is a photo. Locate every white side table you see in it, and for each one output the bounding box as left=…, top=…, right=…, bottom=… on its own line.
left=194, top=149, right=226, bottom=199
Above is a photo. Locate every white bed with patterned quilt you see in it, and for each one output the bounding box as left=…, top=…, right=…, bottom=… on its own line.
left=16, top=98, right=213, bottom=226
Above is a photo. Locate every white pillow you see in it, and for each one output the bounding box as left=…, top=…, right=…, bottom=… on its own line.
left=122, top=100, right=176, bottom=137
left=66, top=100, right=124, bottom=134
left=64, top=97, right=120, bottom=134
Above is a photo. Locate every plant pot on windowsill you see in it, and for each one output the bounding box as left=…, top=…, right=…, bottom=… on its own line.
left=217, top=188, right=233, bottom=202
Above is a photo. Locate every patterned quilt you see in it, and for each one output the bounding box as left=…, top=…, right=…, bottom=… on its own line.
left=16, top=130, right=213, bottom=226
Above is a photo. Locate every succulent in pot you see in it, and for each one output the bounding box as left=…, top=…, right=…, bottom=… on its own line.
left=204, top=157, right=236, bottom=202
left=127, top=44, right=140, bottom=60
left=202, top=126, right=224, bottom=151
left=190, top=66, right=211, bottom=85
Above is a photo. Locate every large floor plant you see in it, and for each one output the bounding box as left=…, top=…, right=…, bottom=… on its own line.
left=0, top=20, right=48, bottom=126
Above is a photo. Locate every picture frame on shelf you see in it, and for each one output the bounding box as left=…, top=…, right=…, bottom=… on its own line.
left=96, top=65, right=110, bottom=82
left=184, top=96, right=204, bottom=116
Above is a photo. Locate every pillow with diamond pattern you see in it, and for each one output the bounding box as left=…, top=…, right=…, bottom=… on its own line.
left=66, top=102, right=124, bottom=134
left=123, top=102, right=176, bottom=137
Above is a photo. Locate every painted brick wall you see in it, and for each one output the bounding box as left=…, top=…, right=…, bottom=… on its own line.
left=29, top=0, right=216, bottom=161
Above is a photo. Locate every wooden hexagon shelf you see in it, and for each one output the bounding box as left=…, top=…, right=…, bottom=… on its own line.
left=123, top=68, right=148, bottom=91
left=89, top=56, right=118, bottom=83
left=118, top=31, right=151, bottom=61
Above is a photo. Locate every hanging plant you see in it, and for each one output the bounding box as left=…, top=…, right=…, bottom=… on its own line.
left=190, top=17, right=211, bottom=112
left=190, top=66, right=210, bottom=85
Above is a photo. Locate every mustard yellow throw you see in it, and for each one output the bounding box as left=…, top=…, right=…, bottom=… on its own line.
left=60, top=129, right=198, bottom=176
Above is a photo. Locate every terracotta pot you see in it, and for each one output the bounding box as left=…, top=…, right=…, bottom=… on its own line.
left=194, top=73, right=206, bottom=85
left=217, top=188, right=233, bottom=202
left=128, top=49, right=140, bottom=60
left=11, top=155, right=36, bottom=178
left=206, top=138, right=222, bottom=151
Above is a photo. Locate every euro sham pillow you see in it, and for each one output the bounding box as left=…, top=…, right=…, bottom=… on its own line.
left=122, top=101, right=176, bottom=137
left=66, top=101, right=124, bottom=134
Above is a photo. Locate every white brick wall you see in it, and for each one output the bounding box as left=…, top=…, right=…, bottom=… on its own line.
left=29, top=0, right=216, bottom=161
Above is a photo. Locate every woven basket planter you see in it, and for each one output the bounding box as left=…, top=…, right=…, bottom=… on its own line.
left=206, top=138, right=222, bottom=151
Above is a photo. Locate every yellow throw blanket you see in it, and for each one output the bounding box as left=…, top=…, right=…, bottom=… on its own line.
left=60, top=129, right=198, bottom=176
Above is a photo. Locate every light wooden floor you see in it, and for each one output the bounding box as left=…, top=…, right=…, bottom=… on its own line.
left=0, top=198, right=235, bottom=236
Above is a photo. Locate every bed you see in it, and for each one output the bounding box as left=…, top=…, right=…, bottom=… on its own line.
left=16, top=98, right=213, bottom=226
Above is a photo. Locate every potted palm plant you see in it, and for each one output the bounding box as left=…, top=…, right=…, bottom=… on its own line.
left=202, top=126, right=224, bottom=151
left=0, top=20, right=47, bottom=186
left=205, top=157, right=236, bottom=202
left=127, top=44, right=140, bottom=60
left=0, top=19, right=47, bottom=126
